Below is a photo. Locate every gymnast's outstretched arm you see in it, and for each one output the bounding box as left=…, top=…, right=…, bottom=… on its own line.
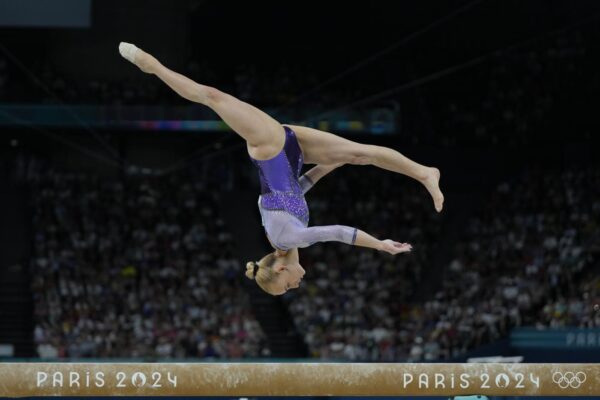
left=276, top=219, right=412, bottom=255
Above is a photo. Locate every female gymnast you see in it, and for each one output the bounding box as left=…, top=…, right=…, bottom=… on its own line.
left=119, top=42, right=444, bottom=296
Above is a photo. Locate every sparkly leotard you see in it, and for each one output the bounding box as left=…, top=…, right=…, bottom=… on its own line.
left=250, top=126, right=357, bottom=250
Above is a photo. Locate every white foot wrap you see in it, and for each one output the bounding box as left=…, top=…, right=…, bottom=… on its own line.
left=119, top=42, right=139, bottom=64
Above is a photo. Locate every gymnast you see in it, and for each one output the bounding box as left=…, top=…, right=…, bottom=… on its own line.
left=119, top=42, right=444, bottom=296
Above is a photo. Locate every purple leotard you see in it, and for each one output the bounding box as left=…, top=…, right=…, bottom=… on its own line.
left=250, top=126, right=358, bottom=250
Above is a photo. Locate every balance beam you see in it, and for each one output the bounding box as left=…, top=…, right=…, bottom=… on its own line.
left=0, top=363, right=598, bottom=396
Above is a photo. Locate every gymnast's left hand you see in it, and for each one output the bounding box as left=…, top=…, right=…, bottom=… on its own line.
left=379, top=240, right=412, bottom=255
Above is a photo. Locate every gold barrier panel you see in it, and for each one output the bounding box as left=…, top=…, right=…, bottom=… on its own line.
left=0, top=363, right=598, bottom=397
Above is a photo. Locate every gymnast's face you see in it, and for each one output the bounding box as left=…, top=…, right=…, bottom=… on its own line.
left=270, top=259, right=305, bottom=296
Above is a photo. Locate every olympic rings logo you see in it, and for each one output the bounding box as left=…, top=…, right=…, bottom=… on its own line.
left=552, top=371, right=586, bottom=389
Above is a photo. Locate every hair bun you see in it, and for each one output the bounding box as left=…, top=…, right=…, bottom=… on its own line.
left=245, top=261, right=256, bottom=280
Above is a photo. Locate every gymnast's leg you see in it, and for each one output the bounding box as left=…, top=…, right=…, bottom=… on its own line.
left=287, top=124, right=444, bottom=212
left=118, top=42, right=283, bottom=157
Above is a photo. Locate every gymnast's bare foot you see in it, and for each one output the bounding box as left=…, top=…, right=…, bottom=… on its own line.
left=118, top=42, right=158, bottom=74
left=421, top=167, right=444, bottom=212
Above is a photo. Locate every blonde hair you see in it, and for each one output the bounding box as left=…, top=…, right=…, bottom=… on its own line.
left=245, top=253, right=278, bottom=293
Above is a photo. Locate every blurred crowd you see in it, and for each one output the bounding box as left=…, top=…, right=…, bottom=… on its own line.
left=23, top=159, right=269, bottom=359
left=539, top=274, right=600, bottom=328
left=404, top=168, right=600, bottom=361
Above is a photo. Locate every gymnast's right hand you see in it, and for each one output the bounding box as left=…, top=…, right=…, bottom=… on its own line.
left=378, top=239, right=412, bottom=255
